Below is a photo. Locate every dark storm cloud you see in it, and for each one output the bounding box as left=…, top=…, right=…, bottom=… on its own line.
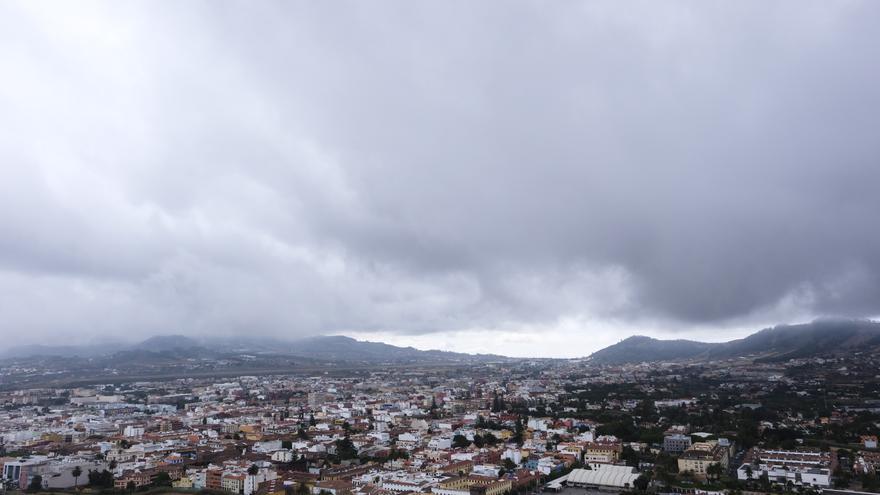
left=1, top=1, right=879, bottom=348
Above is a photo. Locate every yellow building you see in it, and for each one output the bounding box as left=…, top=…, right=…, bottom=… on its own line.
left=473, top=479, right=513, bottom=495
left=222, top=473, right=246, bottom=494
left=677, top=442, right=728, bottom=480
left=584, top=442, right=622, bottom=464
left=173, top=476, right=194, bottom=489
left=433, top=477, right=513, bottom=495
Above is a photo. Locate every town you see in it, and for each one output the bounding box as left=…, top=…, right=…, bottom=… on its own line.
left=2, top=350, right=879, bottom=495
left=4, top=1, right=880, bottom=495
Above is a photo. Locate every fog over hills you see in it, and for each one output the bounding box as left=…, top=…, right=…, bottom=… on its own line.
left=0, top=334, right=507, bottom=364
left=6, top=318, right=878, bottom=367
left=587, top=318, right=880, bottom=364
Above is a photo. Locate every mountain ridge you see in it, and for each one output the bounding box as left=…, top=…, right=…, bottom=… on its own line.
left=588, top=318, right=880, bottom=364
left=0, top=333, right=507, bottom=364
left=6, top=318, right=878, bottom=365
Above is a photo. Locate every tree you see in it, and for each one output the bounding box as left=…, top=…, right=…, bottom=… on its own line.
left=513, top=416, right=524, bottom=445
left=473, top=434, right=485, bottom=448
left=28, top=475, right=43, bottom=492
left=72, top=466, right=82, bottom=488
left=706, top=463, right=723, bottom=482
left=452, top=434, right=470, bottom=449
left=832, top=467, right=852, bottom=489
left=634, top=473, right=651, bottom=492
left=759, top=471, right=771, bottom=491
left=483, top=432, right=498, bottom=446
left=430, top=398, right=441, bottom=419
left=503, top=458, right=517, bottom=471
left=335, top=436, right=358, bottom=460
left=621, top=446, right=639, bottom=467
left=88, top=469, right=114, bottom=489
left=744, top=465, right=753, bottom=481
left=248, top=464, right=260, bottom=476
left=154, top=472, right=172, bottom=487
left=636, top=400, right=656, bottom=420
left=861, top=473, right=879, bottom=492
left=126, top=480, right=136, bottom=493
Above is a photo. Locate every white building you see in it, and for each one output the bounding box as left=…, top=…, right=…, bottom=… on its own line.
left=566, top=465, right=640, bottom=489
left=123, top=425, right=145, bottom=438
left=244, top=468, right=276, bottom=495
left=737, top=449, right=832, bottom=488
left=502, top=448, right=522, bottom=465
left=428, top=437, right=452, bottom=450
left=271, top=450, right=296, bottom=463
left=737, top=464, right=829, bottom=488
left=527, top=418, right=548, bottom=431
left=253, top=440, right=283, bottom=453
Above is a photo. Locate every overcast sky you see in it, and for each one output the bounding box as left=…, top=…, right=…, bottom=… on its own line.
left=1, top=1, right=879, bottom=357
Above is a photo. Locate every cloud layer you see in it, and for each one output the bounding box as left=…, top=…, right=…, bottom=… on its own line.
left=2, top=1, right=879, bottom=355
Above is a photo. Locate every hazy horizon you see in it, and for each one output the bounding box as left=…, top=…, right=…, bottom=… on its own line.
left=3, top=2, right=880, bottom=358
left=6, top=317, right=879, bottom=359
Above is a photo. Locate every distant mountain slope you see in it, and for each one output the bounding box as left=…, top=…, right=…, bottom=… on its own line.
left=1, top=333, right=506, bottom=364
left=134, top=335, right=203, bottom=352
left=588, top=318, right=880, bottom=364
left=0, top=335, right=202, bottom=359
left=280, top=335, right=504, bottom=362
left=711, top=319, right=880, bottom=361
left=587, top=335, right=715, bottom=364
left=0, top=342, right=126, bottom=359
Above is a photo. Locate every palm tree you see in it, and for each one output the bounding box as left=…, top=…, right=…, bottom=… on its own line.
left=706, top=463, right=723, bottom=482
left=72, top=466, right=82, bottom=489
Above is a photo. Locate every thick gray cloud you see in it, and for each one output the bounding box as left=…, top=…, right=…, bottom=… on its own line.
left=1, top=1, right=879, bottom=354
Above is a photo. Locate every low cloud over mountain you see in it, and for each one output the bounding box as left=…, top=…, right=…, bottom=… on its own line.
left=2, top=2, right=880, bottom=355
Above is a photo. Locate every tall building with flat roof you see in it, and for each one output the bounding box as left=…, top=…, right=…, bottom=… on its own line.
left=663, top=434, right=692, bottom=454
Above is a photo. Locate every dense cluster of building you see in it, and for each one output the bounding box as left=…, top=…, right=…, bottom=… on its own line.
left=1, top=351, right=878, bottom=494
